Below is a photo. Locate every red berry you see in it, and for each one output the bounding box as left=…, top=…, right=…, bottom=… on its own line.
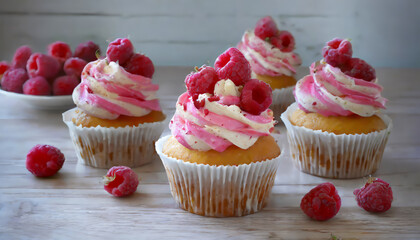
left=353, top=177, right=393, bottom=213
left=300, top=182, right=341, bottom=221
left=26, top=53, right=60, bottom=80
left=23, top=76, right=51, bottom=95
left=53, top=75, right=79, bottom=95
left=191, top=93, right=206, bottom=109
left=214, top=47, right=251, bottom=86
left=64, top=57, right=87, bottom=78
left=1, top=68, right=28, bottom=93
left=12, top=45, right=32, bottom=69
left=123, top=53, right=155, bottom=78
left=185, top=65, right=219, bottom=95
left=322, top=38, right=353, bottom=67
left=103, top=166, right=139, bottom=197
left=106, top=38, right=134, bottom=65
left=255, top=16, right=278, bottom=39
left=343, top=58, right=376, bottom=81
left=74, top=41, right=101, bottom=62
left=240, top=79, right=272, bottom=115
left=26, top=144, right=65, bottom=177
left=271, top=31, right=295, bottom=52
left=0, top=61, right=10, bottom=75
left=47, top=41, right=72, bottom=63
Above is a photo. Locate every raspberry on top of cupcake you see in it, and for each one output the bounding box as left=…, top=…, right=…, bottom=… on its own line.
left=238, top=16, right=302, bottom=83
left=72, top=38, right=162, bottom=121
left=169, top=47, right=276, bottom=153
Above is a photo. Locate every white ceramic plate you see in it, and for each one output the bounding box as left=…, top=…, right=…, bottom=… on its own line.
left=0, top=88, right=75, bottom=110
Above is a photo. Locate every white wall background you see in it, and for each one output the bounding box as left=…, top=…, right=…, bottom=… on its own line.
left=0, top=0, right=419, bottom=68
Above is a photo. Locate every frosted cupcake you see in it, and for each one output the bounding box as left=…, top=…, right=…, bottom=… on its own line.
left=156, top=48, right=281, bottom=217
left=238, top=16, right=302, bottom=118
left=63, top=38, right=165, bottom=168
left=281, top=38, right=392, bottom=179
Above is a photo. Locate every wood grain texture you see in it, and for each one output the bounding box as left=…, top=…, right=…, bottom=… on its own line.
left=0, top=0, right=419, bottom=68
left=0, top=67, right=420, bottom=239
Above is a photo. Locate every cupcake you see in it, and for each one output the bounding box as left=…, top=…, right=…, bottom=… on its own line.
left=156, top=47, right=282, bottom=217
left=281, top=38, right=392, bottom=179
left=238, top=16, right=302, bottom=118
left=63, top=38, right=166, bottom=168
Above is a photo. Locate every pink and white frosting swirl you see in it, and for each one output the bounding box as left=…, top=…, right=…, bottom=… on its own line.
left=73, top=59, right=161, bottom=120
left=294, top=61, right=387, bottom=117
left=170, top=79, right=276, bottom=152
left=238, top=31, right=302, bottom=77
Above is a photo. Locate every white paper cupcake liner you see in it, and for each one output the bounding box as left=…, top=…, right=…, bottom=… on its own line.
left=63, top=108, right=165, bottom=168
left=155, top=135, right=282, bottom=217
left=281, top=103, right=392, bottom=179
left=270, top=86, right=295, bottom=120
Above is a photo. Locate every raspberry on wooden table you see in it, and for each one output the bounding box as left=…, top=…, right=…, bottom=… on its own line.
left=74, top=41, right=101, bottom=62
left=240, top=79, right=272, bottom=115
left=53, top=75, right=79, bottom=95
left=353, top=177, right=393, bottom=213
left=23, top=76, right=51, bottom=95
left=106, top=38, right=134, bottom=65
left=255, top=16, right=278, bottom=40
left=47, top=41, right=72, bottom=63
left=123, top=53, right=155, bottom=78
left=103, top=166, right=139, bottom=197
left=12, top=45, right=32, bottom=69
left=1, top=68, right=29, bottom=93
left=185, top=65, right=219, bottom=96
left=64, top=57, right=88, bottom=78
left=214, top=47, right=251, bottom=86
left=26, top=53, right=60, bottom=80
left=26, top=144, right=65, bottom=177
left=300, top=182, right=341, bottom=221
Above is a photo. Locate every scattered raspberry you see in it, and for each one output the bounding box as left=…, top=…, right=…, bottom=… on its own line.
left=74, top=41, right=101, bottom=62
left=103, top=166, right=139, bottom=197
left=0, top=61, right=10, bottom=75
left=255, top=16, right=278, bottom=40
left=353, top=177, right=393, bottom=213
left=271, top=31, right=295, bottom=52
left=23, top=76, right=51, bottom=95
left=53, top=75, right=79, bottom=95
left=240, top=79, right=272, bottom=115
left=47, top=41, right=72, bottom=63
left=26, top=144, right=65, bottom=177
left=1, top=68, right=28, bottom=93
left=63, top=57, right=87, bottom=78
left=12, top=45, right=32, bottom=69
left=322, top=38, right=353, bottom=67
left=185, top=65, right=219, bottom=95
left=300, top=182, right=341, bottom=221
left=191, top=93, right=205, bottom=109
left=214, top=47, right=251, bottom=86
left=344, top=58, right=376, bottom=81
left=26, top=53, right=60, bottom=80
left=106, top=38, right=134, bottom=65
left=123, top=53, right=155, bottom=78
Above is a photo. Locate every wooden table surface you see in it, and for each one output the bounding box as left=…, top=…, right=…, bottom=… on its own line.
left=0, top=67, right=419, bottom=240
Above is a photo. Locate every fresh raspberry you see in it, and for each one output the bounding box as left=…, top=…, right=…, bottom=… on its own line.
left=254, top=16, right=278, bottom=40
left=106, top=38, right=134, bottom=65
left=63, top=57, right=87, bottom=78
left=74, top=41, right=101, bottom=62
left=185, top=65, right=219, bottom=95
left=23, top=76, right=51, bottom=95
left=240, top=79, right=272, bottom=115
left=123, top=53, right=155, bottom=78
left=214, top=47, right=251, bottom=86
left=343, top=58, right=376, bottom=81
left=0, top=61, right=10, bottom=75
left=300, top=182, right=341, bottom=221
left=271, top=31, right=295, bottom=52
left=322, top=38, right=353, bottom=67
left=353, top=177, right=393, bottom=213
left=1, top=68, right=28, bottom=93
left=103, top=166, right=139, bottom=197
left=26, top=144, right=65, bottom=177
left=12, top=45, right=32, bottom=69
left=52, top=75, right=79, bottom=95
left=47, top=41, right=72, bottom=63
left=26, top=53, right=60, bottom=80
left=191, top=93, right=205, bottom=109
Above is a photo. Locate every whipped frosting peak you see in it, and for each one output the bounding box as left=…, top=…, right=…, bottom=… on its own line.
left=294, top=61, right=387, bottom=117
left=238, top=31, right=302, bottom=77
left=73, top=59, right=161, bottom=120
